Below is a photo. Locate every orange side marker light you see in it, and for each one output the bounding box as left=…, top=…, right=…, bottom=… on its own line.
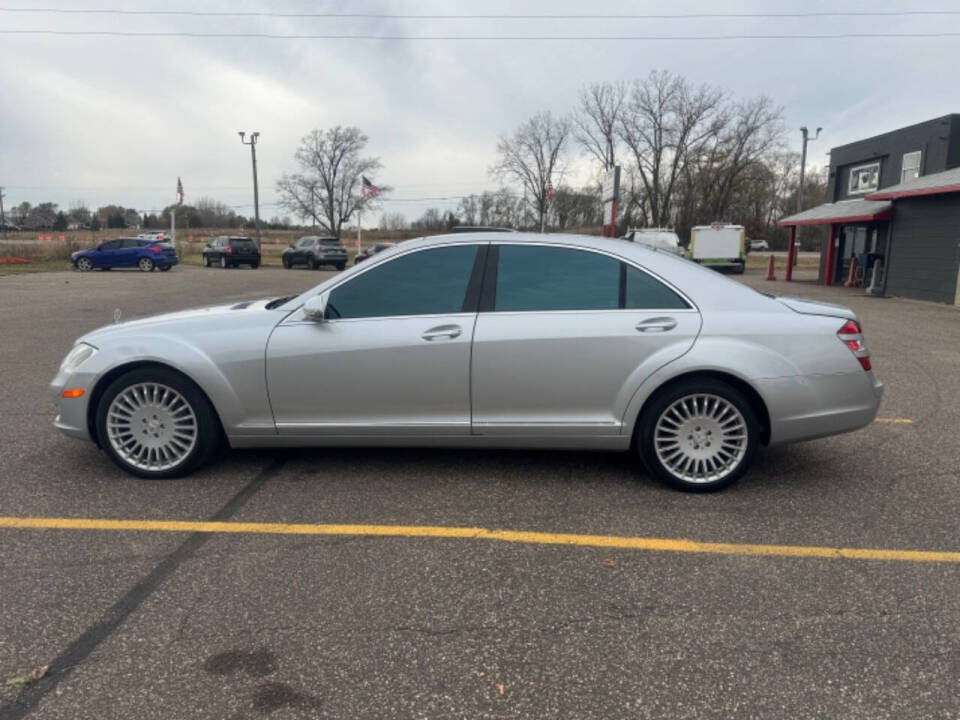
left=61, top=389, right=85, bottom=398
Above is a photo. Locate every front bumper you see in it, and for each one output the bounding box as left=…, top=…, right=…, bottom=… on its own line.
left=49, top=367, right=97, bottom=441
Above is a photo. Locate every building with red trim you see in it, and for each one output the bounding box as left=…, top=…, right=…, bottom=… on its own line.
left=779, top=115, right=960, bottom=304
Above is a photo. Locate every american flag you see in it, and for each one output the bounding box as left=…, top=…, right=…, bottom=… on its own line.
left=362, top=175, right=381, bottom=199
left=176, top=177, right=184, bottom=207
left=544, top=180, right=554, bottom=205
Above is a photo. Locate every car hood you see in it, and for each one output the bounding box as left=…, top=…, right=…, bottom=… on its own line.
left=775, top=295, right=856, bottom=320
left=80, top=298, right=284, bottom=344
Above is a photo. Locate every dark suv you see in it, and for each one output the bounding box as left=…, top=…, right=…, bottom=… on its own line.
left=202, top=236, right=261, bottom=269
left=282, top=236, right=347, bottom=270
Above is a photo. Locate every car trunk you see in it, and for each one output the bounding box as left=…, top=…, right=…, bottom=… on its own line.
left=775, top=296, right=856, bottom=320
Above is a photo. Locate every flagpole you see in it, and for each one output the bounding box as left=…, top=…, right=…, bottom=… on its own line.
left=171, top=199, right=176, bottom=244
left=357, top=208, right=361, bottom=253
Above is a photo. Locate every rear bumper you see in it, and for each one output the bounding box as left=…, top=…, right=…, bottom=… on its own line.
left=759, top=371, right=884, bottom=445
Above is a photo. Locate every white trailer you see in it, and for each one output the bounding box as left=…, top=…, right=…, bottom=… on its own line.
left=689, top=224, right=746, bottom=273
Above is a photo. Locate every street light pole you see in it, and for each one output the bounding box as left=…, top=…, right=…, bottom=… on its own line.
left=238, top=131, right=262, bottom=248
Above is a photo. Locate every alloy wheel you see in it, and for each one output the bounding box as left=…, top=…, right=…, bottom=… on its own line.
left=105, top=382, right=198, bottom=472
left=653, top=393, right=748, bottom=485
left=76, top=257, right=93, bottom=272
left=138, top=257, right=154, bottom=272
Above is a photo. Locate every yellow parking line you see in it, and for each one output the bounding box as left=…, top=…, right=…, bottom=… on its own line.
left=874, top=418, right=914, bottom=424
left=1, top=516, right=958, bottom=564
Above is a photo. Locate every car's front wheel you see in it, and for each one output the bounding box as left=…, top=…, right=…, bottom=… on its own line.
left=638, top=378, right=759, bottom=492
left=76, top=257, right=93, bottom=272
left=138, top=257, right=155, bottom=272
left=95, top=367, right=220, bottom=479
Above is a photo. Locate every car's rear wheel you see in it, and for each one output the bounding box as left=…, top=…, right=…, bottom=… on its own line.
left=138, top=257, right=155, bottom=272
left=335, top=262, right=346, bottom=271
left=311, top=258, right=320, bottom=270
left=250, top=260, right=260, bottom=269
left=282, top=256, right=291, bottom=269
left=638, top=378, right=759, bottom=492
left=76, top=257, right=93, bottom=272
left=95, top=367, right=220, bottom=479
left=219, top=256, right=228, bottom=269
left=202, top=254, right=210, bottom=267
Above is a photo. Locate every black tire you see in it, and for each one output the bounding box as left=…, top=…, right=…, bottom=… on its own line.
left=637, top=377, right=759, bottom=493
left=219, top=256, right=228, bottom=269
left=138, top=257, right=155, bottom=272
left=282, top=256, right=291, bottom=269
left=311, top=258, right=320, bottom=270
left=95, top=366, right=221, bottom=479
left=203, top=254, right=210, bottom=267
left=335, top=262, right=346, bottom=271
left=250, top=260, right=260, bottom=269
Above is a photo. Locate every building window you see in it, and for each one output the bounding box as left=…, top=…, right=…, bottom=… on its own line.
left=901, top=151, right=921, bottom=183
left=848, top=161, right=880, bottom=194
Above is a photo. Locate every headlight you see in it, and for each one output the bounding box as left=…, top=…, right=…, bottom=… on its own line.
left=59, top=343, right=97, bottom=373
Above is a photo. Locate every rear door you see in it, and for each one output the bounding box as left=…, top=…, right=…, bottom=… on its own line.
left=120, top=239, right=145, bottom=266
left=470, top=243, right=701, bottom=437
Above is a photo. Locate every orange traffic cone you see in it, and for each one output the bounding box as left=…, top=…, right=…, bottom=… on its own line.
left=765, top=254, right=776, bottom=281
left=844, top=255, right=859, bottom=288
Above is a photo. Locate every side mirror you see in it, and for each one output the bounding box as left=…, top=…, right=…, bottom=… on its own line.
left=303, top=294, right=328, bottom=322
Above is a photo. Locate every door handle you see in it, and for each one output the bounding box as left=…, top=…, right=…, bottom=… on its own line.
left=421, top=324, right=462, bottom=341
left=635, top=317, right=677, bottom=333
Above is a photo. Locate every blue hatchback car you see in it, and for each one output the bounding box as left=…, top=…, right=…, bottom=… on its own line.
left=71, top=237, right=179, bottom=272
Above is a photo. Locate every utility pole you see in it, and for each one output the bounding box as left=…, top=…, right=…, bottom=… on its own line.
left=798, top=126, right=822, bottom=213
left=0, top=187, right=6, bottom=240
left=238, top=131, right=262, bottom=248
left=796, top=126, right=822, bottom=265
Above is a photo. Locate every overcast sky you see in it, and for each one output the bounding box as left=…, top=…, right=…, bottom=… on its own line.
left=1, top=0, right=958, bottom=224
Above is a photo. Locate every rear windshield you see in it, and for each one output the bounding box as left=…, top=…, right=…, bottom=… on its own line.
left=318, top=238, right=341, bottom=246
left=229, top=238, right=257, bottom=248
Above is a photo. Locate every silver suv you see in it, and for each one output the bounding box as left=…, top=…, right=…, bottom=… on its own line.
left=282, top=236, right=348, bottom=270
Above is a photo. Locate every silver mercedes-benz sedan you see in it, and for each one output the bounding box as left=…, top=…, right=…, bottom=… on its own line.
left=50, top=232, right=883, bottom=492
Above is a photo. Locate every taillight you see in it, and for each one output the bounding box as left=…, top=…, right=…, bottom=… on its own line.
left=225, top=245, right=233, bottom=253
left=837, top=319, right=871, bottom=371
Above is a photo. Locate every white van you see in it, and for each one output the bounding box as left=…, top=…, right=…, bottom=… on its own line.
left=689, top=224, right=746, bottom=273
left=621, top=228, right=684, bottom=256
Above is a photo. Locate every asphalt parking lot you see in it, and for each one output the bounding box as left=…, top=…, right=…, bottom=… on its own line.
left=1, top=264, right=959, bottom=719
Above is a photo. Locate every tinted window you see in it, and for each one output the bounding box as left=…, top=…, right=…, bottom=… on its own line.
left=319, top=238, right=340, bottom=246
left=495, top=245, right=619, bottom=312
left=327, top=245, right=477, bottom=319
left=229, top=239, right=256, bottom=249
left=625, top=266, right=689, bottom=309
left=100, top=240, right=121, bottom=250
left=121, top=239, right=144, bottom=248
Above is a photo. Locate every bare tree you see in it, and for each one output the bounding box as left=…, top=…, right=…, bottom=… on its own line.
left=575, top=81, right=626, bottom=171
left=276, top=127, right=386, bottom=238
left=491, top=111, right=571, bottom=232
left=688, top=95, right=785, bottom=221
left=618, top=70, right=724, bottom=228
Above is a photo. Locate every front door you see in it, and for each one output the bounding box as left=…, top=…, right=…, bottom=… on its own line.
left=266, top=243, right=483, bottom=436
left=471, top=244, right=701, bottom=436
